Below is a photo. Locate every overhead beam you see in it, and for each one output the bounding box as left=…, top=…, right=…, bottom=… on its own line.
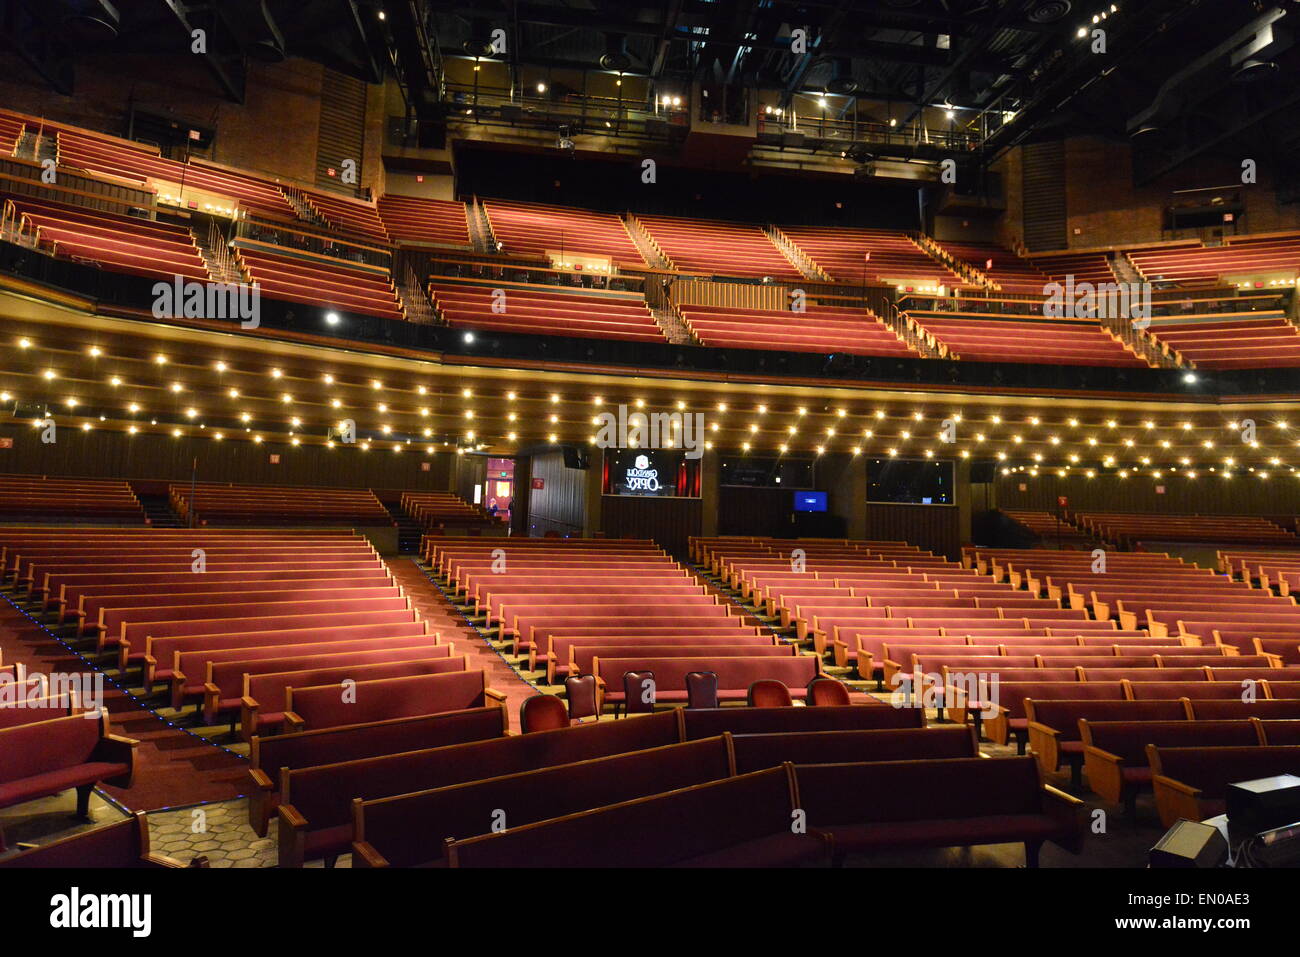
left=159, top=0, right=245, bottom=102
left=900, top=0, right=1027, bottom=127
left=341, top=0, right=385, bottom=84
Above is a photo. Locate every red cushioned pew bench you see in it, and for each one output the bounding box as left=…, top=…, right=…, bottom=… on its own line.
left=171, top=630, right=443, bottom=711
left=0, top=712, right=137, bottom=849
left=0, top=812, right=207, bottom=869
left=236, top=653, right=467, bottom=739
left=1080, top=718, right=1265, bottom=815
left=530, top=623, right=760, bottom=676
left=127, top=608, right=426, bottom=690
left=246, top=707, right=508, bottom=837
left=793, top=756, right=1086, bottom=867
left=1024, top=699, right=1189, bottom=788
left=352, top=736, right=736, bottom=868
left=1148, top=744, right=1300, bottom=828
left=985, top=681, right=1129, bottom=752
left=546, top=633, right=774, bottom=684
left=282, top=669, right=504, bottom=734
left=445, top=766, right=828, bottom=868
left=277, top=711, right=683, bottom=865
left=592, top=655, right=821, bottom=713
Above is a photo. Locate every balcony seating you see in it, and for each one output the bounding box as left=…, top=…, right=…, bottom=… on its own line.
left=1030, top=251, right=1118, bottom=285
left=0, top=115, right=23, bottom=156
left=678, top=302, right=917, bottom=357
left=1128, top=235, right=1300, bottom=287
left=301, top=189, right=390, bottom=243
left=430, top=280, right=663, bottom=342
left=938, top=242, right=1049, bottom=294
left=907, top=310, right=1147, bottom=366
left=376, top=195, right=471, bottom=247
left=778, top=225, right=960, bottom=287
left=54, top=127, right=296, bottom=220
left=1140, top=313, right=1300, bottom=369
left=482, top=199, right=646, bottom=269
left=635, top=214, right=803, bottom=281
left=5, top=195, right=209, bottom=283
left=233, top=243, right=404, bottom=320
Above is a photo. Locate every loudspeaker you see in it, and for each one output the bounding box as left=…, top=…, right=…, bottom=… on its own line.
left=1149, top=820, right=1229, bottom=868
left=1227, top=774, right=1300, bottom=833
left=970, top=461, right=996, bottom=483
left=561, top=446, right=589, bottom=470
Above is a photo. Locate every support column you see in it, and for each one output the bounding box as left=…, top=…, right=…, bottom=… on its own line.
left=583, top=452, right=604, bottom=537
left=700, top=452, right=719, bottom=537
left=819, top=453, right=867, bottom=539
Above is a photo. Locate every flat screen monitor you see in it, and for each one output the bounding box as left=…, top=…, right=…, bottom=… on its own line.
left=794, top=491, right=828, bottom=512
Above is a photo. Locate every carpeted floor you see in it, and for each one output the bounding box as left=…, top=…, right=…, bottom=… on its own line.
left=0, top=599, right=249, bottom=810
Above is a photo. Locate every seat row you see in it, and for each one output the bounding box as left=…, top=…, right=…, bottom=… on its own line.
left=429, top=280, right=664, bottom=342
left=169, top=481, right=393, bottom=526
left=0, top=474, right=144, bottom=522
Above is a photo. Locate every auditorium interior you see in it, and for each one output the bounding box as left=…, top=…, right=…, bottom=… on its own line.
left=2, top=0, right=1300, bottom=881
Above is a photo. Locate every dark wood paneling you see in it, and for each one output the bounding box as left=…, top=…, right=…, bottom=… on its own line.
left=0, top=424, right=452, bottom=490
left=718, top=486, right=792, bottom=537
left=601, top=495, right=702, bottom=555
left=867, top=503, right=961, bottom=559
left=1022, top=140, right=1067, bottom=252
left=996, top=474, right=1300, bottom=517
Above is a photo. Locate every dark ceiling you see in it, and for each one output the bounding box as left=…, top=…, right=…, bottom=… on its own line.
left=4, top=0, right=1299, bottom=182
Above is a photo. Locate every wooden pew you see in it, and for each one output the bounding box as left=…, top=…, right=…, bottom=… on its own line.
left=352, top=736, right=736, bottom=868
left=247, top=707, right=508, bottom=836
left=792, top=756, right=1086, bottom=867
left=0, top=712, right=136, bottom=847
left=0, top=812, right=205, bottom=868
left=445, top=766, right=829, bottom=868
left=592, top=655, right=821, bottom=711
left=1148, top=744, right=1300, bottom=828
left=1026, top=699, right=1188, bottom=785
left=239, top=655, right=468, bottom=739
left=1081, top=719, right=1263, bottom=813
left=282, top=669, right=504, bottom=733
left=276, top=711, right=681, bottom=865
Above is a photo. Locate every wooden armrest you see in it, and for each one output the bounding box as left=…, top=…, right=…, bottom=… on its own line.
left=1083, top=744, right=1123, bottom=766
left=282, top=710, right=305, bottom=732
left=1151, top=774, right=1201, bottom=798
left=484, top=687, right=507, bottom=704
left=276, top=804, right=308, bottom=869
left=278, top=804, right=308, bottom=829
left=350, top=840, right=389, bottom=868
left=248, top=768, right=273, bottom=791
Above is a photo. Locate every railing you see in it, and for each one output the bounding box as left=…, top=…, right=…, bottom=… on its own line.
left=205, top=218, right=240, bottom=281
left=0, top=199, right=36, bottom=248
left=888, top=302, right=944, bottom=359
left=399, top=257, right=438, bottom=325
left=236, top=216, right=391, bottom=268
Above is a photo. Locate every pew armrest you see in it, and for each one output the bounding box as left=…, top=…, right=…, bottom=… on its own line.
left=282, top=710, right=305, bottom=733
left=1151, top=774, right=1204, bottom=830
left=1081, top=745, right=1127, bottom=805
left=484, top=687, right=507, bottom=708
left=246, top=769, right=275, bottom=838
left=240, top=696, right=260, bottom=742
left=1025, top=721, right=1061, bottom=774
left=95, top=734, right=139, bottom=787
left=350, top=840, right=389, bottom=868
left=276, top=804, right=308, bottom=869
left=1041, top=784, right=1087, bottom=854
